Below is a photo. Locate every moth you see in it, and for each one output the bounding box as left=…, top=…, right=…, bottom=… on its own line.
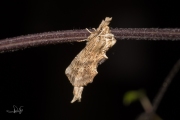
left=65, top=17, right=116, bottom=103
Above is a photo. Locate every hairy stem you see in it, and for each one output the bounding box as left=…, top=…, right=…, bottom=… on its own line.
left=1, top=28, right=180, bottom=53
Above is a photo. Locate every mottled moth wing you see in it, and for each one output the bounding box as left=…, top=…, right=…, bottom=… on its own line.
left=65, top=17, right=116, bottom=103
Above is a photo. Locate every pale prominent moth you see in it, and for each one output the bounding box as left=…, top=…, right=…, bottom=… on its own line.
left=65, top=17, right=116, bottom=103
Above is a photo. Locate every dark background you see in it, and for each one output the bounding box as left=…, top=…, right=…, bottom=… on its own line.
left=0, top=0, right=180, bottom=120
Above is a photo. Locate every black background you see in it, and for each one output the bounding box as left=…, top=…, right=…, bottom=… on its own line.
left=0, top=0, right=180, bottom=120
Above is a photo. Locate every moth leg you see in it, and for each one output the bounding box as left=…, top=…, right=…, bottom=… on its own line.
left=98, top=57, right=108, bottom=65
left=92, top=28, right=96, bottom=31
left=86, top=28, right=97, bottom=33
left=77, top=39, right=88, bottom=42
left=71, top=86, right=84, bottom=103
left=86, top=28, right=92, bottom=33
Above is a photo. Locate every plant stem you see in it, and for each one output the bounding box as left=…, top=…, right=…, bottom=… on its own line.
left=152, top=59, right=180, bottom=112
left=1, top=28, right=180, bottom=53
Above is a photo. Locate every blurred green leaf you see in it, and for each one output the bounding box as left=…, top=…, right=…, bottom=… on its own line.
left=123, top=89, right=145, bottom=106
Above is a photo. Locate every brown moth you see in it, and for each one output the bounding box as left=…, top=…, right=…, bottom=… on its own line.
left=65, top=17, right=116, bottom=103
